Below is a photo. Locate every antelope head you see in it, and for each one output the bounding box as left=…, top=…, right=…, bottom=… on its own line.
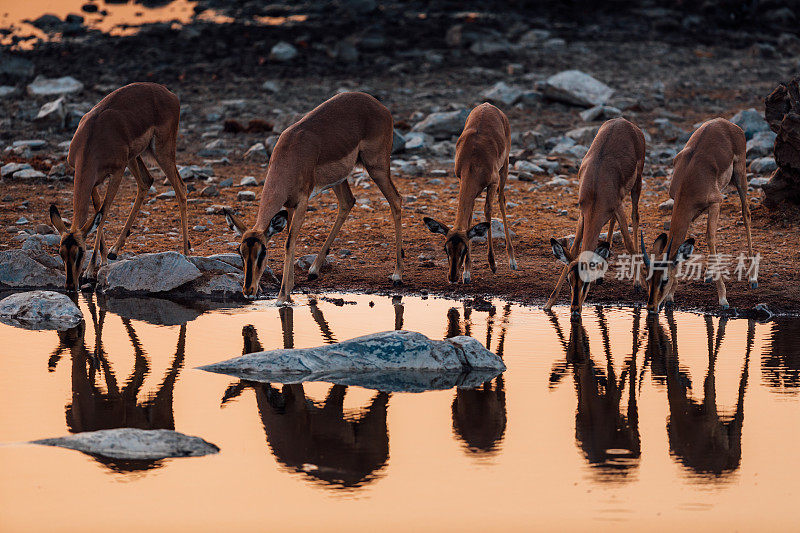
left=225, top=208, right=288, bottom=298
left=641, top=232, right=694, bottom=314
left=549, top=238, right=611, bottom=321
left=49, top=205, right=102, bottom=292
left=423, top=217, right=489, bottom=284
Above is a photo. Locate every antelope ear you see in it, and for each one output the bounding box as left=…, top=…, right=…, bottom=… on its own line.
left=49, top=204, right=68, bottom=235
left=467, top=222, right=490, bottom=240
left=653, top=233, right=668, bottom=255
left=223, top=207, right=247, bottom=236
left=674, top=238, right=695, bottom=264
left=423, top=217, right=449, bottom=236
left=81, top=211, right=103, bottom=235
left=550, top=238, right=570, bottom=264
left=266, top=209, right=288, bottom=237
left=594, top=241, right=611, bottom=259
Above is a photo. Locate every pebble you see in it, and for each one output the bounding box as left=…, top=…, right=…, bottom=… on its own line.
left=240, top=176, right=258, bottom=186
left=219, top=178, right=234, bottom=188
left=16, top=217, right=29, bottom=225
left=237, top=191, right=256, bottom=201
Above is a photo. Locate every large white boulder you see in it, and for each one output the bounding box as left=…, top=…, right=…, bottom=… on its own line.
left=98, top=251, right=201, bottom=293
left=0, top=290, right=82, bottom=330
left=32, top=428, right=219, bottom=460
left=544, top=70, right=614, bottom=107
left=0, top=249, right=65, bottom=288
left=199, top=330, right=506, bottom=392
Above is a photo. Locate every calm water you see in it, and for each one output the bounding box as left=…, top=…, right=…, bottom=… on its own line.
left=0, top=292, right=798, bottom=531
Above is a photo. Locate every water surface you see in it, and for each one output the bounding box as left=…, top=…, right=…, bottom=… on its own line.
left=0, top=292, right=798, bottom=531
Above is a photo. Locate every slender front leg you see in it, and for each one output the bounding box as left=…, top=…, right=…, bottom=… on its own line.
left=614, top=205, right=644, bottom=290
left=153, top=150, right=191, bottom=255
left=277, top=196, right=309, bottom=304
left=497, top=159, right=517, bottom=270
left=544, top=214, right=584, bottom=311
left=485, top=184, right=497, bottom=274
left=90, top=186, right=108, bottom=265
left=109, top=157, right=154, bottom=259
left=309, top=181, right=354, bottom=280
left=706, top=203, right=728, bottom=309
left=86, top=171, right=124, bottom=280
left=364, top=160, right=403, bottom=285
left=630, top=180, right=643, bottom=290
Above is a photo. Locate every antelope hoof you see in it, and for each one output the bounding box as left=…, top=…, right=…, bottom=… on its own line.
left=307, top=272, right=319, bottom=281
left=509, top=259, right=518, bottom=271
left=392, top=279, right=403, bottom=287
left=704, top=276, right=713, bottom=283
left=719, top=298, right=730, bottom=310
left=490, top=263, right=497, bottom=274
left=463, top=273, right=472, bottom=284
left=107, top=250, right=118, bottom=260
left=749, top=280, right=759, bottom=289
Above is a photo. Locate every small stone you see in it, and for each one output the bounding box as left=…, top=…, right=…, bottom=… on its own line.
left=12, top=139, right=46, bottom=149
left=193, top=225, right=207, bottom=232
left=746, top=131, right=776, bottom=158
left=200, top=185, right=219, bottom=197
left=219, top=177, right=234, bottom=188
left=240, top=176, right=258, bottom=186
left=16, top=217, right=29, bottom=225
left=157, top=190, right=176, bottom=199
left=659, top=198, right=674, bottom=212
left=481, top=81, right=523, bottom=106
left=412, top=109, right=470, bottom=140
left=730, top=108, right=771, bottom=140
left=0, top=86, right=19, bottom=98
left=749, top=157, right=777, bottom=173
left=269, top=41, right=298, bottom=62
left=1, top=162, right=32, bottom=177
left=27, top=75, right=83, bottom=96
left=243, top=143, right=268, bottom=162
left=546, top=177, right=570, bottom=187
left=238, top=191, right=256, bottom=201
left=514, top=160, right=544, bottom=173
left=748, top=177, right=770, bottom=189
left=544, top=70, right=614, bottom=107
left=12, top=169, right=47, bottom=179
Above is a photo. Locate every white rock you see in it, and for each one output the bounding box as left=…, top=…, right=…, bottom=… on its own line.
left=0, top=249, right=65, bottom=288
left=199, top=330, right=506, bottom=393
left=269, top=41, right=298, bottom=62
left=0, top=290, right=82, bottom=330
left=34, top=96, right=66, bottom=124
left=544, top=70, right=614, bottom=107
left=412, top=109, right=470, bottom=140
left=1, top=162, right=31, bottom=177
left=481, top=81, right=523, bottom=106
left=240, top=175, right=258, bottom=186
left=97, top=251, right=202, bottom=293
left=514, top=160, right=544, bottom=173
left=749, top=177, right=770, bottom=189
left=0, top=86, right=19, bottom=98
left=659, top=198, right=674, bottom=212
left=27, top=75, right=83, bottom=96
left=32, top=428, right=219, bottom=460
left=12, top=168, right=46, bottom=179
left=750, top=157, right=777, bottom=173
left=243, top=143, right=268, bottom=162
left=237, top=190, right=256, bottom=201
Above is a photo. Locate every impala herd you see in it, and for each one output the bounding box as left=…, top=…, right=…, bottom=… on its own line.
left=47, top=82, right=759, bottom=318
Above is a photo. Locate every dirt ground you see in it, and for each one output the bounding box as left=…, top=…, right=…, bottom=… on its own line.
left=2, top=3, right=799, bottom=313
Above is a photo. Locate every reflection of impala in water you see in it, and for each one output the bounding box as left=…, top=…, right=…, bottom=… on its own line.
left=645, top=312, right=752, bottom=477
left=221, top=303, right=391, bottom=488
left=445, top=303, right=509, bottom=455
left=547, top=307, right=641, bottom=480
left=48, top=296, right=186, bottom=471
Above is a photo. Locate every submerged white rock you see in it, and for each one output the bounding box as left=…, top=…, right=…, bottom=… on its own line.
left=32, top=428, right=219, bottom=460
left=199, top=330, right=506, bottom=392
left=0, top=290, right=82, bottom=330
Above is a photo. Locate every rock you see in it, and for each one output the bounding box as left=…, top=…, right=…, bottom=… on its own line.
left=565, top=125, right=600, bottom=145
left=188, top=255, right=243, bottom=274
left=746, top=131, right=776, bottom=158
left=550, top=136, right=576, bottom=154
left=34, top=97, right=67, bottom=126
left=520, top=130, right=545, bottom=150
left=0, top=86, right=18, bottom=98
left=218, top=177, right=234, bottom=188
left=519, top=29, right=551, bottom=44
left=599, top=230, right=623, bottom=245
left=749, top=177, right=770, bottom=189
left=730, top=108, right=770, bottom=140
left=198, top=330, right=506, bottom=393
left=12, top=169, right=46, bottom=179
left=750, top=157, right=777, bottom=173
left=48, top=163, right=71, bottom=179
left=35, top=224, right=56, bottom=235
left=563, top=145, right=589, bottom=160
left=198, top=138, right=230, bottom=158
left=15, top=217, right=28, bottom=224
left=404, top=131, right=432, bottom=151
left=269, top=41, right=298, bottom=62
left=514, top=160, right=544, bottom=173
left=27, top=75, right=83, bottom=96
left=264, top=135, right=279, bottom=155
left=12, top=139, right=46, bottom=149
left=200, top=185, right=219, bottom=197
left=470, top=219, right=516, bottom=243
left=659, top=198, right=674, bottom=212
left=32, top=428, right=219, bottom=460
left=22, top=234, right=60, bottom=250
left=579, top=105, right=621, bottom=122
left=0, top=54, right=35, bottom=79
left=1, top=162, right=32, bottom=177
left=157, top=190, right=176, bottom=199
left=411, top=109, right=470, bottom=140
left=243, top=142, right=268, bottom=162
left=189, top=273, right=246, bottom=298
left=261, top=80, right=280, bottom=92
left=392, top=129, right=406, bottom=154
left=470, top=40, right=513, bottom=56
left=240, top=175, right=258, bottom=186
left=0, top=290, right=81, bottom=330
left=0, top=249, right=65, bottom=288
left=97, top=252, right=202, bottom=294
left=544, top=70, right=614, bottom=107
left=178, top=165, right=214, bottom=180
left=331, top=40, right=359, bottom=63
left=237, top=190, right=256, bottom=201
left=482, top=82, right=523, bottom=106
left=546, top=176, right=570, bottom=187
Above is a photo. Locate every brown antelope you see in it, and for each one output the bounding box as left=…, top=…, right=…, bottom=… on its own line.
left=224, top=92, right=403, bottom=303
left=48, top=82, right=190, bottom=291
left=641, top=118, right=755, bottom=313
left=423, top=103, right=517, bottom=283
left=546, top=118, right=646, bottom=320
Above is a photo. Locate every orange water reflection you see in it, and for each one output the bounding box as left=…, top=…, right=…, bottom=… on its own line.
left=0, top=293, right=798, bottom=530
